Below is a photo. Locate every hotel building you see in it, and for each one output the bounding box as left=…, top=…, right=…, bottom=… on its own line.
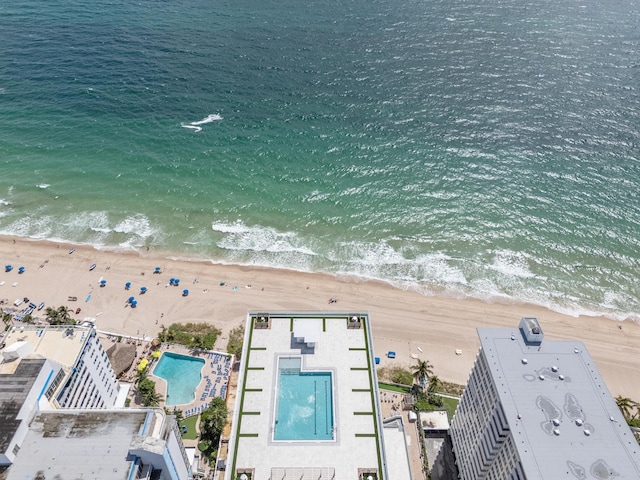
left=1, top=324, right=127, bottom=409
left=0, top=327, right=191, bottom=479
left=226, top=312, right=394, bottom=480
left=449, top=317, right=640, bottom=479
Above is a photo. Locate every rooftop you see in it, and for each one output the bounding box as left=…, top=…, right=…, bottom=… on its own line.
left=227, top=312, right=387, bottom=480
left=5, top=410, right=150, bottom=480
left=0, top=358, right=46, bottom=456
left=2, top=325, right=94, bottom=369
left=479, top=320, right=640, bottom=479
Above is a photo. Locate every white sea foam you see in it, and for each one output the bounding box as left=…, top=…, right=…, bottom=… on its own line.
left=181, top=113, right=223, bottom=133
left=212, top=220, right=316, bottom=256
left=489, top=249, right=536, bottom=278
left=114, top=214, right=155, bottom=238
left=36, top=184, right=50, bottom=189
left=212, top=221, right=252, bottom=234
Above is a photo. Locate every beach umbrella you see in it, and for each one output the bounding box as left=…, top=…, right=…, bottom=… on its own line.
left=128, top=296, right=135, bottom=304
left=18, top=266, right=25, bottom=274
left=154, top=267, right=161, bottom=273
left=169, top=278, right=176, bottom=286
left=174, top=278, right=180, bottom=286
left=5, top=265, right=12, bottom=272
left=182, top=289, right=189, bottom=297
left=152, top=350, right=161, bottom=358
left=125, top=282, right=131, bottom=290
left=131, top=300, right=138, bottom=308
left=140, top=287, right=147, bottom=294
left=99, top=279, right=107, bottom=287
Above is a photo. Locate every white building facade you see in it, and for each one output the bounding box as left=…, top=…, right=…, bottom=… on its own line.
left=2, top=325, right=123, bottom=409
left=54, top=327, right=120, bottom=408
left=450, top=317, right=640, bottom=480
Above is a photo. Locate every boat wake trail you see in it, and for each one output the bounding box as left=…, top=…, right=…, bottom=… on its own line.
left=181, top=114, right=223, bottom=133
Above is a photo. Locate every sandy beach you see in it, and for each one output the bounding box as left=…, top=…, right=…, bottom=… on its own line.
left=1, top=236, right=639, bottom=400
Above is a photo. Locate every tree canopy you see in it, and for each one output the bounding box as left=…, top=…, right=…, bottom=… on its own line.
left=226, top=325, right=244, bottom=359
left=411, top=359, right=434, bottom=388
left=198, top=397, right=228, bottom=462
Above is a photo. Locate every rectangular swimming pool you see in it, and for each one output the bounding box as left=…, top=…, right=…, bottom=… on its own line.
left=273, top=357, right=334, bottom=441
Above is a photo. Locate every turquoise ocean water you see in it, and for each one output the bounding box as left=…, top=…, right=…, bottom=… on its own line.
left=1, top=0, right=639, bottom=320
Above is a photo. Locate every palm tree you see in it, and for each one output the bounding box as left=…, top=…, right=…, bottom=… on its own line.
left=143, top=390, right=162, bottom=407
left=411, top=359, right=434, bottom=388
left=135, top=367, right=148, bottom=386
left=45, top=307, right=59, bottom=323
left=615, top=395, right=636, bottom=422
left=56, top=305, right=71, bottom=321
left=46, top=305, right=74, bottom=325
left=428, top=375, right=441, bottom=393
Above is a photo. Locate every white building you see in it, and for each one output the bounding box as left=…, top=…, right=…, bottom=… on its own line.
left=5, top=407, right=191, bottom=480
left=1, top=324, right=127, bottom=409
left=0, top=330, right=191, bottom=479
left=450, top=317, right=640, bottom=479
left=226, top=312, right=393, bottom=480
left=0, top=357, right=61, bottom=466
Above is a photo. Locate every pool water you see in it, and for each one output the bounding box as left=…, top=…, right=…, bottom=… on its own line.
left=153, top=352, right=205, bottom=406
left=274, top=357, right=334, bottom=441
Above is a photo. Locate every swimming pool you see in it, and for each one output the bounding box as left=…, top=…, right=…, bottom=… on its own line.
left=273, top=357, right=334, bottom=441
left=153, top=352, right=205, bottom=406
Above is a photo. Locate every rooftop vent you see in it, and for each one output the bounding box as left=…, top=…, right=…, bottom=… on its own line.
left=574, top=347, right=579, bottom=354
left=553, top=419, right=560, bottom=426
left=584, top=429, right=591, bottom=436
left=522, top=358, right=528, bottom=365
left=553, top=429, right=560, bottom=436
left=576, top=419, right=583, bottom=426
left=539, top=374, right=545, bottom=380
left=559, top=374, right=565, bottom=380
left=551, top=366, right=559, bottom=372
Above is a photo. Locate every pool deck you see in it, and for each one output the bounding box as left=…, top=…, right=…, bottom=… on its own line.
left=227, top=313, right=387, bottom=480
left=151, top=345, right=233, bottom=417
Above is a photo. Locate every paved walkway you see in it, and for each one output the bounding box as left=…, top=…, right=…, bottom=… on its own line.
left=379, top=390, right=427, bottom=480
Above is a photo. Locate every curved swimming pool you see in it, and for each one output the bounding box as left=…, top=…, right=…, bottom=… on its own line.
left=153, top=352, right=204, bottom=406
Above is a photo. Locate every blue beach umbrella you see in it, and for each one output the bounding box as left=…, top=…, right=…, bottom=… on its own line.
left=140, top=287, right=147, bottom=294
left=125, top=282, right=131, bottom=290
left=5, top=265, right=12, bottom=272
left=154, top=267, right=161, bottom=273
left=18, top=266, right=25, bottom=274
left=182, top=289, right=189, bottom=297
left=169, top=278, right=176, bottom=286
left=131, top=300, right=138, bottom=308
left=174, top=278, right=180, bottom=286
left=128, top=296, right=135, bottom=304
left=100, top=279, right=107, bottom=287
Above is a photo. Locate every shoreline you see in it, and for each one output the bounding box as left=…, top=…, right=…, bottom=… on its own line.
left=2, top=234, right=640, bottom=399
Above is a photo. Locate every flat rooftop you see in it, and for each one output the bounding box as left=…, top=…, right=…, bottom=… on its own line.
left=0, top=358, right=46, bottom=457
left=227, top=312, right=387, bottom=480
left=2, top=325, right=92, bottom=369
left=5, top=410, right=150, bottom=480
left=479, top=325, right=640, bottom=478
